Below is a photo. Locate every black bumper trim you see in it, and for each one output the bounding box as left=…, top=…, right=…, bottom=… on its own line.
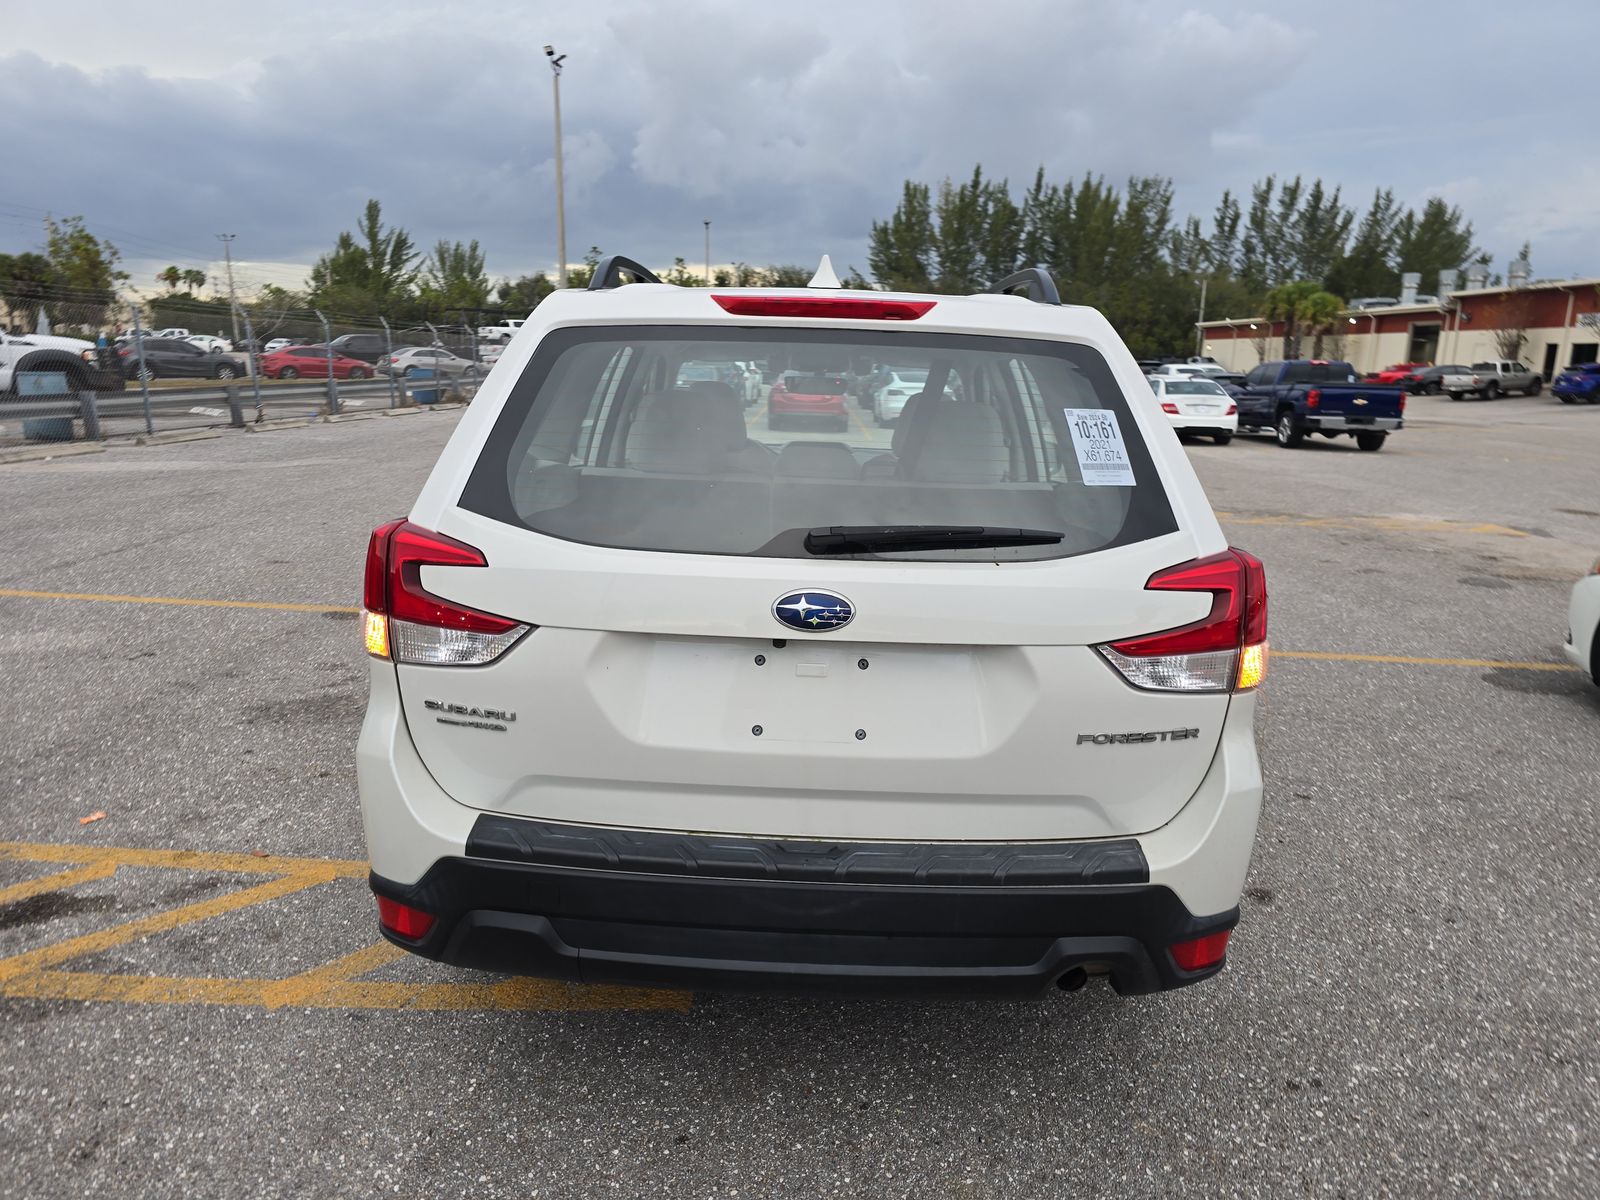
left=466, top=814, right=1149, bottom=887
left=374, top=820, right=1235, bottom=997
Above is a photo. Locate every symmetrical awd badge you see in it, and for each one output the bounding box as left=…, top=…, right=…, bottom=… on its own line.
left=772, top=590, right=855, bottom=633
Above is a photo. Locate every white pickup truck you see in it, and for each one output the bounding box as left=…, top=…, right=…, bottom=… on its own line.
left=1442, top=360, right=1542, bottom=400
left=0, top=331, right=123, bottom=394
left=475, top=319, right=525, bottom=342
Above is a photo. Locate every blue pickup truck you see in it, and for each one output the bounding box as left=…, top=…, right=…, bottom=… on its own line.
left=1235, top=359, right=1405, bottom=451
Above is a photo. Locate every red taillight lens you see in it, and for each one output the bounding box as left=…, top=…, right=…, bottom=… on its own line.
left=1097, top=549, right=1267, bottom=692
left=710, top=295, right=935, bottom=321
left=362, top=519, right=527, bottom=665
left=1160, top=402, right=1179, bottom=414
left=1170, top=929, right=1231, bottom=971
left=376, top=895, right=435, bottom=940
left=1398, top=395, right=1406, bottom=413
left=1306, top=388, right=1321, bottom=409
left=1112, top=549, right=1266, bottom=656
left=1225, top=403, right=1237, bottom=415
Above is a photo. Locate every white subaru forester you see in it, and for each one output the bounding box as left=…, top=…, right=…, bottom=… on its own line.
left=357, top=258, right=1267, bottom=997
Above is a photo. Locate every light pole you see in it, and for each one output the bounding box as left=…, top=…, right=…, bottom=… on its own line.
left=544, top=45, right=568, bottom=287
left=1194, top=277, right=1208, bottom=357
left=704, top=220, right=712, bottom=285
left=216, top=233, right=240, bottom=345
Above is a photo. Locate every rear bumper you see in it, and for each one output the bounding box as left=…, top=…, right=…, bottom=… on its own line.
left=1306, top=415, right=1402, bottom=432
left=1165, top=413, right=1237, bottom=433
left=370, top=820, right=1238, bottom=996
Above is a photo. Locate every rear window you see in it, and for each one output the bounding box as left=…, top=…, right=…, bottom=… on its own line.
left=1166, top=380, right=1228, bottom=396
left=783, top=374, right=847, bottom=395
left=460, top=326, right=1176, bottom=562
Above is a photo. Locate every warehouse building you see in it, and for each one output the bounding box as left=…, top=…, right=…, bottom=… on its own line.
left=1199, top=271, right=1600, bottom=379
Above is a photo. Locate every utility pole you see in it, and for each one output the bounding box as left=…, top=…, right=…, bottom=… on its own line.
left=704, top=220, right=712, bottom=286
left=1194, top=277, right=1208, bottom=358
left=217, top=234, right=240, bottom=345
left=544, top=46, right=569, bottom=287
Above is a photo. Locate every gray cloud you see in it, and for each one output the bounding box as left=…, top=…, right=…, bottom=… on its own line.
left=0, top=0, right=1591, bottom=294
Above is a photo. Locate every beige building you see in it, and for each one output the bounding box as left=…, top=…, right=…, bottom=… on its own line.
left=1199, top=278, right=1600, bottom=378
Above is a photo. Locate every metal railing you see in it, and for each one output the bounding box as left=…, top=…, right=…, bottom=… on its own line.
left=0, top=374, right=479, bottom=449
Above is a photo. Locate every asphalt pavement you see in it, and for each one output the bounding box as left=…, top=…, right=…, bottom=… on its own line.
left=0, top=393, right=1596, bottom=1198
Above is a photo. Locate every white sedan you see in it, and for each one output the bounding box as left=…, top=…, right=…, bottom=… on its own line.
left=1148, top=377, right=1238, bottom=444
left=379, top=346, right=480, bottom=378
left=1565, top=563, right=1600, bottom=686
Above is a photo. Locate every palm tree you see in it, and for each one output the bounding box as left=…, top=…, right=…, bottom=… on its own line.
left=156, top=265, right=182, bottom=293
left=1299, top=290, right=1346, bottom=358
left=1264, top=281, right=1344, bottom=358
left=181, top=268, right=206, bottom=293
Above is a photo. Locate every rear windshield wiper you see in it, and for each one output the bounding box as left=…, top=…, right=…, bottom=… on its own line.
left=803, top=525, right=1064, bottom=555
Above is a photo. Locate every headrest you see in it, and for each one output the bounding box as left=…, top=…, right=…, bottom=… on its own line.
left=628, top=388, right=749, bottom=473
left=891, top=392, right=930, bottom=454
left=906, top=403, right=1009, bottom=484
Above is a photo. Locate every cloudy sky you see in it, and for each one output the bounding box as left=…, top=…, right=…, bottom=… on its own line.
left=1, top=0, right=1590, bottom=299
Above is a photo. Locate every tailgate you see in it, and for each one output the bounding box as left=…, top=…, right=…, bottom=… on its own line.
left=393, top=522, right=1231, bottom=843
left=1316, top=385, right=1402, bottom=419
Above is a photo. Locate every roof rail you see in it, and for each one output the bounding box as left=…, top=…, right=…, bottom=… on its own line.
left=587, top=255, right=664, bottom=291
left=988, top=266, right=1061, bottom=306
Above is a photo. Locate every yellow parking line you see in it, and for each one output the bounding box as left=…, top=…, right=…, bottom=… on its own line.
left=0, top=841, right=368, bottom=878
left=262, top=941, right=409, bottom=1008
left=0, top=871, right=332, bottom=984
left=0, top=587, right=359, bottom=614
left=1215, top=512, right=1529, bottom=538
left=0, top=860, right=118, bottom=905
left=4, top=969, right=692, bottom=1012
left=1274, top=649, right=1577, bottom=671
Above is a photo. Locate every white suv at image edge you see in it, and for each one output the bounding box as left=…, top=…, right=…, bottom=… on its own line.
left=1565, top=561, right=1600, bottom=686
left=356, top=260, right=1268, bottom=997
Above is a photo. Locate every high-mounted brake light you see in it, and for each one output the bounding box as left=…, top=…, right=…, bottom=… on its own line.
left=1095, top=549, right=1267, bottom=692
left=710, top=295, right=935, bottom=321
left=362, top=519, right=528, bottom=666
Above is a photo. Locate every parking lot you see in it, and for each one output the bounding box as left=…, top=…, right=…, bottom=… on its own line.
left=1, top=393, right=1597, bottom=1197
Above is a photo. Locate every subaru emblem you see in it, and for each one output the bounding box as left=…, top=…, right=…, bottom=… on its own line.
left=772, top=590, right=854, bottom=633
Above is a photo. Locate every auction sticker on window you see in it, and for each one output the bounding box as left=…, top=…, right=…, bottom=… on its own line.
left=1064, top=408, right=1136, bottom=486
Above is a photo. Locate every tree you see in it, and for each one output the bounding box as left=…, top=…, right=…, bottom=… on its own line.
left=307, top=199, right=419, bottom=316
left=566, top=246, right=604, bottom=290
left=867, top=181, right=936, bottom=292
left=0, top=251, right=53, bottom=331
left=1325, top=188, right=1401, bottom=300
left=181, top=268, right=206, bottom=293
left=1392, top=197, right=1478, bottom=293
left=496, top=273, right=555, bottom=311
left=1298, top=289, right=1346, bottom=358
left=157, top=266, right=183, bottom=293
left=42, top=215, right=126, bottom=326
left=1265, top=280, right=1340, bottom=358
left=1492, top=289, right=1536, bottom=360
left=419, top=239, right=490, bottom=310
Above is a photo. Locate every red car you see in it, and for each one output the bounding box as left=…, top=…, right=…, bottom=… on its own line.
left=260, top=345, right=373, bottom=380
left=1366, top=362, right=1429, bottom=387
left=768, top=371, right=849, bottom=432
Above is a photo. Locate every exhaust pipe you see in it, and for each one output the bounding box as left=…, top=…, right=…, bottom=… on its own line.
left=1056, top=967, right=1089, bottom=992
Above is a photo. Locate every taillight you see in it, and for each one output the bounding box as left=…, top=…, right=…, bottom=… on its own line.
left=1225, top=403, right=1237, bottom=415
left=1170, top=929, right=1231, bottom=971
left=1398, top=395, right=1406, bottom=413
left=376, top=895, right=435, bottom=939
left=710, top=294, right=935, bottom=320
left=1095, top=549, right=1267, bottom=692
left=362, top=519, right=528, bottom=666
left=1306, top=388, right=1320, bottom=409
left=1160, top=402, right=1179, bottom=414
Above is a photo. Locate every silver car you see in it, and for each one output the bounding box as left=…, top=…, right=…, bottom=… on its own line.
left=379, top=346, right=480, bottom=379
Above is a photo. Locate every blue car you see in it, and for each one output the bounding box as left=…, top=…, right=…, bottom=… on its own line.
left=1553, top=362, right=1600, bottom=404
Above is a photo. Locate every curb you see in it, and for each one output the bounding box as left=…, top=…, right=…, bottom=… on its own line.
left=245, top=418, right=315, bottom=432
left=135, top=429, right=223, bottom=447
left=0, top=442, right=108, bottom=465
